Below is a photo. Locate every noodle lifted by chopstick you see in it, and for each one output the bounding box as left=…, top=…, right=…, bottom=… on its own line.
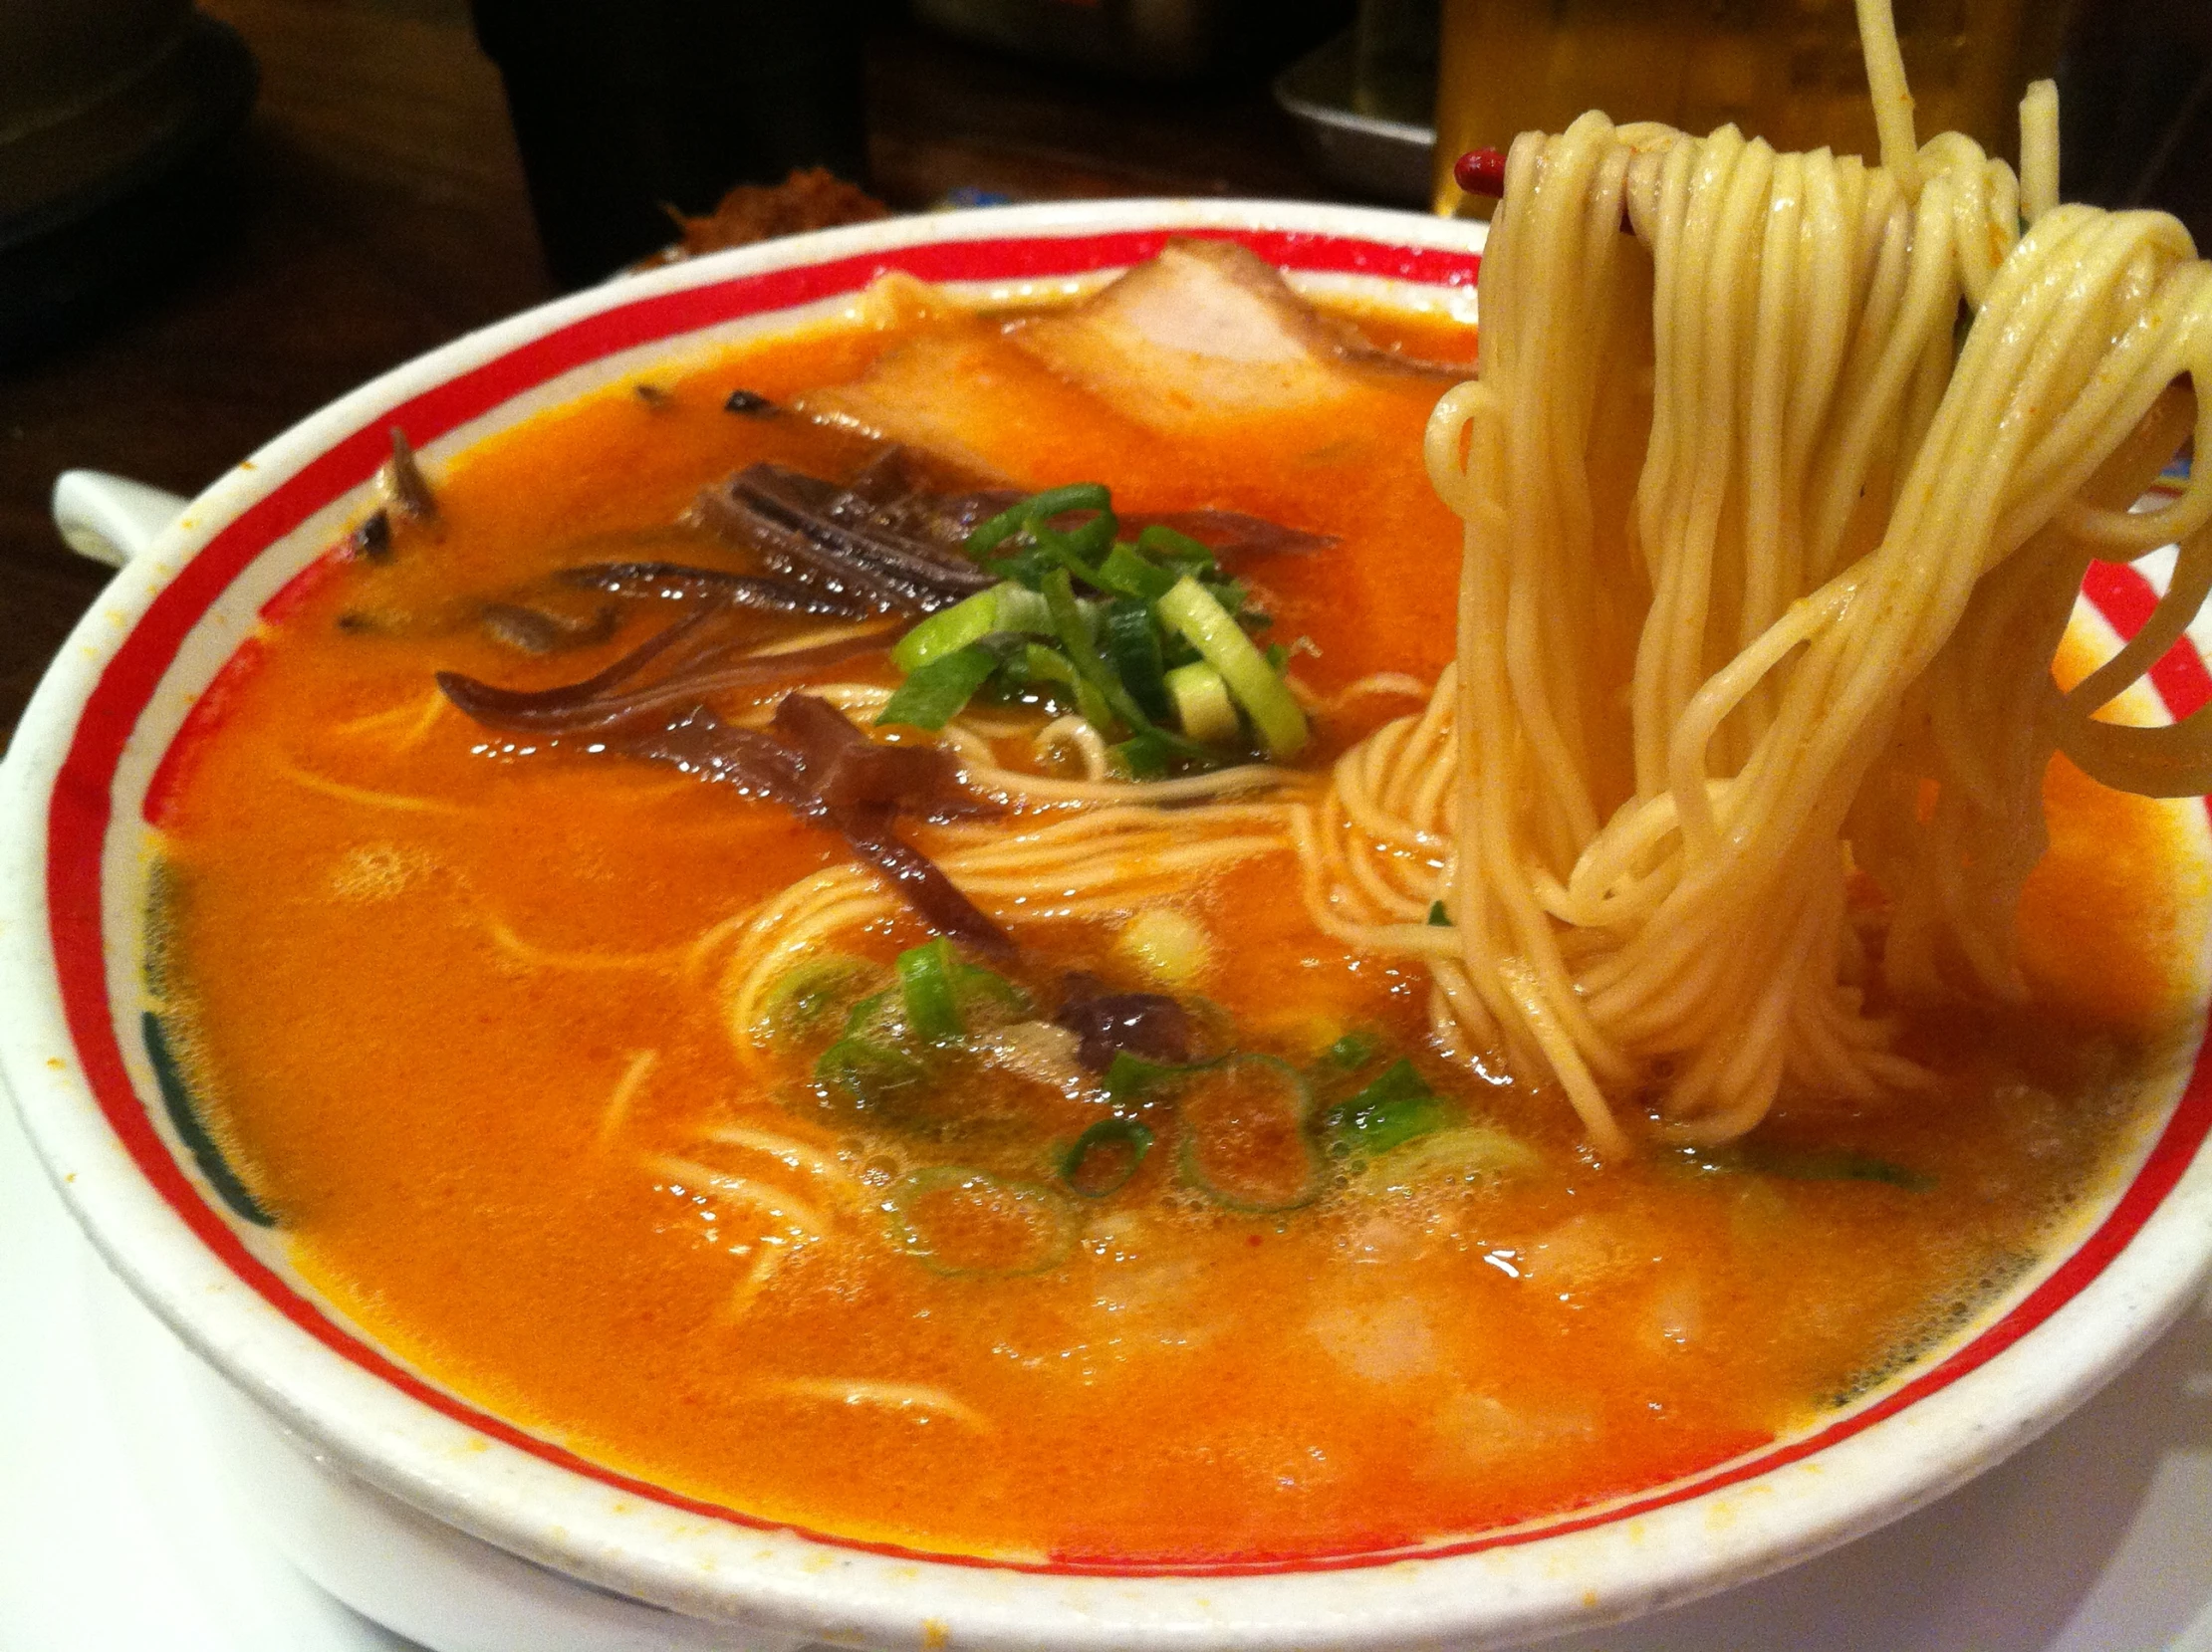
left=1331, top=1, right=2212, bottom=1151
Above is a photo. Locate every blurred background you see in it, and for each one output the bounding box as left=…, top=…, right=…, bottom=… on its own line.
left=3, top=0, right=2208, bottom=739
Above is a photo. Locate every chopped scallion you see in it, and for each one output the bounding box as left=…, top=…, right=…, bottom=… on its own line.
left=876, top=645, right=999, bottom=730
left=1095, top=543, right=1179, bottom=600
left=1164, top=660, right=1237, bottom=744
left=1043, top=567, right=1175, bottom=747
left=1102, top=598, right=1171, bottom=723
left=1135, top=524, right=1218, bottom=576
left=1323, top=1031, right=1382, bottom=1071
left=755, top=955, right=885, bottom=1042
left=1176, top=1056, right=1322, bottom=1212
left=1323, top=1059, right=1460, bottom=1158
left=896, top=938, right=967, bottom=1043
left=885, top=1167, right=1079, bottom=1277
left=1060, top=1117, right=1154, bottom=1198
left=892, top=587, right=1001, bottom=673
left=816, top=1035, right=927, bottom=1102
left=1108, top=731, right=1174, bottom=780
left=1156, top=576, right=1308, bottom=759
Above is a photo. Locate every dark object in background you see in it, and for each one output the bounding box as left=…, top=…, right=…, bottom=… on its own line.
left=641, top=168, right=889, bottom=267
left=470, top=0, right=870, bottom=290
left=0, top=6, right=256, bottom=362
left=2057, top=0, right=2212, bottom=253
left=915, top=0, right=1353, bottom=81
left=1275, top=29, right=1432, bottom=204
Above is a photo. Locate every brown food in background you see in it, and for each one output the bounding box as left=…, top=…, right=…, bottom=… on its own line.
left=644, top=167, right=890, bottom=265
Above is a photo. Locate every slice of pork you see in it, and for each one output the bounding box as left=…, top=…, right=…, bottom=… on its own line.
left=1008, top=238, right=1453, bottom=435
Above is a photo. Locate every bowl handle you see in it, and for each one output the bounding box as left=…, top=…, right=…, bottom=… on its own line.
left=51, top=471, right=189, bottom=569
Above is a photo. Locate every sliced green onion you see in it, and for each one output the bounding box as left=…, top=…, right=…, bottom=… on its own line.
left=966, top=484, right=1114, bottom=558
left=1164, top=660, right=1237, bottom=744
left=1356, top=1125, right=1541, bottom=1188
left=956, top=958, right=1029, bottom=1019
left=1322, top=1031, right=1382, bottom=1071
left=1042, top=567, right=1145, bottom=740
left=1103, top=1048, right=1205, bottom=1101
left=754, top=955, right=885, bottom=1043
left=1176, top=1055, right=1322, bottom=1213
left=816, top=1035, right=927, bottom=1103
left=1022, top=481, right=1112, bottom=520
left=876, top=645, right=999, bottom=730
left=1108, top=732, right=1173, bottom=780
left=885, top=1167, right=1080, bottom=1276
left=1073, top=674, right=1118, bottom=734
left=896, top=938, right=967, bottom=1043
left=1020, top=641, right=1080, bottom=689
left=1712, top=1145, right=1936, bottom=1191
left=966, top=503, right=1031, bottom=558
left=1156, top=576, right=1308, bottom=760
left=1135, top=524, right=1218, bottom=576
left=1427, top=900, right=1452, bottom=926
left=889, top=937, right=1031, bottom=1046
left=1095, top=543, right=1179, bottom=600
left=994, top=584, right=1053, bottom=634
left=1060, top=1117, right=1155, bottom=1198
left=1037, top=512, right=1117, bottom=564
left=144, top=1010, right=274, bottom=1228
left=1102, top=598, right=1171, bottom=723
left=1115, top=908, right=1212, bottom=989
left=1323, top=1059, right=1460, bottom=1158
left=892, top=588, right=1000, bottom=673
left=1204, top=578, right=1251, bottom=617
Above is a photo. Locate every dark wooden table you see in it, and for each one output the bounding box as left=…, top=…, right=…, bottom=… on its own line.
left=0, top=0, right=1343, bottom=746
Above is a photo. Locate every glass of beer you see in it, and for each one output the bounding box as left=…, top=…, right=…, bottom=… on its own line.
left=1432, top=0, right=2070, bottom=215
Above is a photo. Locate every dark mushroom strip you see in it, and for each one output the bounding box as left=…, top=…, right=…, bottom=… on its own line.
left=838, top=445, right=921, bottom=507
left=690, top=484, right=928, bottom=612
left=616, top=697, right=1009, bottom=954
left=829, top=446, right=1025, bottom=552
left=732, top=465, right=998, bottom=596
left=1055, top=977, right=1193, bottom=1071
left=437, top=627, right=892, bottom=735
left=350, top=509, right=393, bottom=563
left=833, top=803, right=1014, bottom=959
left=439, top=640, right=1011, bottom=954
left=603, top=703, right=816, bottom=807
left=770, top=691, right=992, bottom=820
left=561, top=561, right=874, bottom=616
left=783, top=464, right=999, bottom=583
left=919, top=490, right=1026, bottom=543
left=433, top=600, right=729, bottom=728
left=380, top=428, right=439, bottom=524
left=551, top=633, right=895, bottom=729
left=591, top=697, right=1010, bottom=952
left=480, top=602, right=620, bottom=655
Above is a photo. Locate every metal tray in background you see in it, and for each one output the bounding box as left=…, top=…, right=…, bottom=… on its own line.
left=1273, top=29, right=1436, bottom=207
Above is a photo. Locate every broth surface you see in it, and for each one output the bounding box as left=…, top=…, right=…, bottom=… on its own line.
left=155, top=294, right=2199, bottom=1564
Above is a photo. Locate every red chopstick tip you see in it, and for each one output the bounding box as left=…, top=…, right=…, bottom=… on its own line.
left=1453, top=147, right=1508, bottom=197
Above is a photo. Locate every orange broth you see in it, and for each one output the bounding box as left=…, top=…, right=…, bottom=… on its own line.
left=154, top=298, right=2197, bottom=1565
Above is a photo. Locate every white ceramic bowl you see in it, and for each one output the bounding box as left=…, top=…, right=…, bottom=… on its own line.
left=5, top=198, right=2212, bottom=1652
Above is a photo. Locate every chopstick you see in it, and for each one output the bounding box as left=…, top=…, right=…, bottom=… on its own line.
left=1452, top=144, right=1637, bottom=234
left=1452, top=147, right=1509, bottom=199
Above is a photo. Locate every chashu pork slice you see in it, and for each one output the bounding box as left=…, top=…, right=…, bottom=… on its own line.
left=798, top=327, right=1163, bottom=489
left=1008, top=237, right=1444, bottom=436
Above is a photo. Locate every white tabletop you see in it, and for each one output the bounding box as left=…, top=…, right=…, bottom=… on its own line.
left=5, top=1088, right=2210, bottom=1652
